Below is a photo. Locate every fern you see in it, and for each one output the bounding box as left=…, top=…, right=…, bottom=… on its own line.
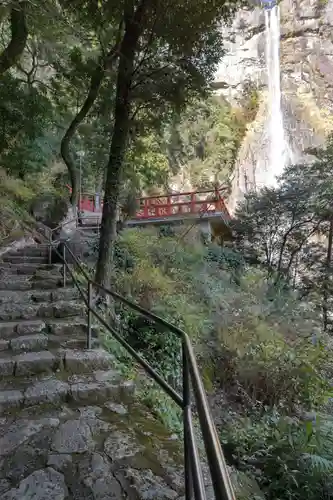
left=300, top=453, right=333, bottom=474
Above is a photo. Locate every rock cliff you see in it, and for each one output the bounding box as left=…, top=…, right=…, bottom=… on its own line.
left=214, top=0, right=333, bottom=211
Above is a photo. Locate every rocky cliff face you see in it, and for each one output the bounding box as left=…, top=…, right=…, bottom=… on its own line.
left=215, top=0, right=333, bottom=211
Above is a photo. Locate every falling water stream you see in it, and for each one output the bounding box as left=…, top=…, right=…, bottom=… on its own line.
left=264, top=4, right=290, bottom=186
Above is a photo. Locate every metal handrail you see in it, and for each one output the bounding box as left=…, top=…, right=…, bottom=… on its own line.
left=45, top=228, right=235, bottom=500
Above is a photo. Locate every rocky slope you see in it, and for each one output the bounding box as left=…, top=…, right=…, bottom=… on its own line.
left=214, top=0, right=333, bottom=210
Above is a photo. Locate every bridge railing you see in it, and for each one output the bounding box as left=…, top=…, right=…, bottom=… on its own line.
left=79, top=188, right=231, bottom=223
left=44, top=227, right=236, bottom=500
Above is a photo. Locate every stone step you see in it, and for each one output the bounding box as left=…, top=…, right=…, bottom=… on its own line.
left=9, top=334, right=48, bottom=353
left=0, top=263, right=61, bottom=275
left=0, top=316, right=88, bottom=339
left=0, top=369, right=134, bottom=413
left=0, top=276, right=32, bottom=291
left=5, top=246, right=50, bottom=257
left=0, top=335, right=99, bottom=354
left=48, top=334, right=100, bottom=351
left=0, top=287, right=79, bottom=306
left=0, top=327, right=99, bottom=353
left=2, top=255, right=48, bottom=264
left=0, top=277, right=73, bottom=291
left=0, top=400, right=183, bottom=500
left=0, top=348, right=115, bottom=378
left=0, top=299, right=85, bottom=322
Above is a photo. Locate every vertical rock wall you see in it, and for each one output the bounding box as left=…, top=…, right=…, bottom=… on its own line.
left=214, top=0, right=333, bottom=211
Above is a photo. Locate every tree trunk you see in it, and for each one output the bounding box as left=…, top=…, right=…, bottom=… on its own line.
left=95, top=1, right=146, bottom=288
left=61, top=62, right=104, bottom=208
left=323, top=218, right=333, bottom=331
left=0, top=2, right=28, bottom=75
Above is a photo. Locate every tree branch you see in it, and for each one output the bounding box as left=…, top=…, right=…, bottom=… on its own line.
left=60, top=34, right=122, bottom=206
left=0, top=1, right=28, bottom=75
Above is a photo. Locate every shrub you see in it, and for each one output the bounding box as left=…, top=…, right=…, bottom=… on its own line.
left=211, top=318, right=330, bottom=412
left=221, top=412, right=333, bottom=500
left=89, top=226, right=333, bottom=499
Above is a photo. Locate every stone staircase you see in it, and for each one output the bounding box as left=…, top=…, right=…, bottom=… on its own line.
left=0, top=244, right=185, bottom=499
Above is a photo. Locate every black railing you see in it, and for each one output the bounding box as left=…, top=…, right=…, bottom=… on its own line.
left=46, top=231, right=235, bottom=500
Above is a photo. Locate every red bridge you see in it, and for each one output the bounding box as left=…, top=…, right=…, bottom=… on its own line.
left=80, top=188, right=230, bottom=219
left=78, top=187, right=232, bottom=240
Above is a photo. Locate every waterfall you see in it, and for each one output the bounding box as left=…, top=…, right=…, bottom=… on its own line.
left=264, top=4, right=290, bottom=186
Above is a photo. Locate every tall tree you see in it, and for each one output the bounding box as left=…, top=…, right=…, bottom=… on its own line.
left=234, top=134, right=333, bottom=330
left=95, top=0, right=247, bottom=288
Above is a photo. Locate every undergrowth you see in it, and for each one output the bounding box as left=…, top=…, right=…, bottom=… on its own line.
left=0, top=167, right=63, bottom=245
left=98, top=226, right=333, bottom=499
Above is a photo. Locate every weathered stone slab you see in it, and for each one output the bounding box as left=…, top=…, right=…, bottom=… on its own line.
left=0, top=340, right=9, bottom=351
left=30, top=290, right=52, bottom=303
left=0, top=322, right=20, bottom=338
left=25, top=379, right=69, bottom=405
left=82, top=453, right=125, bottom=499
left=65, top=349, right=114, bottom=374
left=70, top=381, right=120, bottom=404
left=51, top=288, right=79, bottom=302
left=15, top=351, right=58, bottom=376
left=38, top=301, right=83, bottom=319
left=78, top=406, right=103, bottom=419
left=7, top=246, right=49, bottom=258
left=16, top=321, right=45, bottom=335
left=51, top=419, right=94, bottom=453
left=37, top=304, right=55, bottom=318
left=48, top=318, right=86, bottom=337
left=0, top=390, right=23, bottom=412
left=0, top=280, right=31, bottom=291
left=0, top=358, right=14, bottom=376
left=47, top=454, right=73, bottom=472
left=0, top=418, right=59, bottom=457
left=104, top=402, right=128, bottom=415
left=33, top=279, right=60, bottom=290
left=0, top=291, right=22, bottom=305
left=33, top=267, right=62, bottom=281
left=10, top=334, right=48, bottom=353
left=94, top=369, right=120, bottom=383
left=104, top=431, right=143, bottom=462
left=0, top=303, right=39, bottom=321
left=3, top=255, right=46, bottom=264
left=122, top=468, right=178, bottom=500
left=2, top=467, right=68, bottom=500
left=0, top=264, right=41, bottom=275
left=53, top=301, right=85, bottom=318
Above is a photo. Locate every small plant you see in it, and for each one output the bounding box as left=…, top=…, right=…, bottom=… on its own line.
left=139, top=385, right=183, bottom=436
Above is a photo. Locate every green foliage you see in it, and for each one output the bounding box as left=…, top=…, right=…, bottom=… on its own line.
left=125, top=133, right=171, bottom=190
left=221, top=412, right=333, bottom=500
left=139, top=386, right=183, bottom=436
left=215, top=321, right=330, bottom=412
left=105, top=227, right=332, bottom=499
left=0, top=73, right=56, bottom=178
left=164, top=95, right=246, bottom=189
left=107, top=229, right=242, bottom=388
left=238, top=80, right=260, bottom=124
left=234, top=134, right=333, bottom=330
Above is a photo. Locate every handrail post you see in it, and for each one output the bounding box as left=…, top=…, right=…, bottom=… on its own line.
left=183, top=342, right=193, bottom=500
left=87, top=281, right=93, bottom=349
left=63, top=245, right=66, bottom=288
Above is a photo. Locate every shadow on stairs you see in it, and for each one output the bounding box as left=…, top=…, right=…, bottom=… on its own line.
left=0, top=244, right=187, bottom=500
